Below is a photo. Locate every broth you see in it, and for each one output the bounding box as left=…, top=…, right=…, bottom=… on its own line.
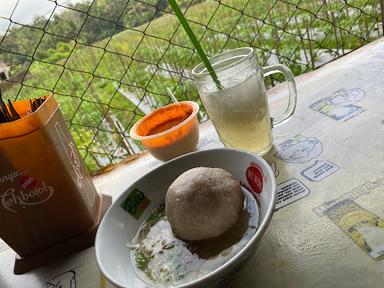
left=129, top=188, right=259, bottom=287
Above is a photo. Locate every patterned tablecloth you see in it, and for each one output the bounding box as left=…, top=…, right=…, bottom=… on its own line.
left=1, top=37, right=384, bottom=288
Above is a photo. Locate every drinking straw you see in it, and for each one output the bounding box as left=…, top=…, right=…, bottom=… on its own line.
left=7, top=99, right=20, bottom=120
left=168, top=0, right=222, bottom=89
left=167, top=87, right=179, bottom=103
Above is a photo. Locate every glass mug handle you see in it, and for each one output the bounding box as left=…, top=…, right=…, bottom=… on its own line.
left=261, top=64, right=297, bottom=127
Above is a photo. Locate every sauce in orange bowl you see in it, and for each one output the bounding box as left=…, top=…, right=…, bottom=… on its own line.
left=130, top=101, right=200, bottom=161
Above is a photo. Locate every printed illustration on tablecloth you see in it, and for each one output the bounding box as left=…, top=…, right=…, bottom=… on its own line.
left=275, top=134, right=322, bottom=164
left=310, top=88, right=366, bottom=121
left=301, top=160, right=338, bottom=182
left=198, top=137, right=217, bottom=149
left=325, top=199, right=384, bottom=260
left=267, top=161, right=279, bottom=178
left=275, top=179, right=310, bottom=210
left=45, top=270, right=77, bottom=288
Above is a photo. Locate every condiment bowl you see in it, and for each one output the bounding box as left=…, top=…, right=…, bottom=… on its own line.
left=130, top=101, right=200, bottom=161
left=95, top=148, right=277, bottom=288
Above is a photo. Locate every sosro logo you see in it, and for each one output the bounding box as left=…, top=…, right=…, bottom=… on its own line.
left=1, top=182, right=54, bottom=213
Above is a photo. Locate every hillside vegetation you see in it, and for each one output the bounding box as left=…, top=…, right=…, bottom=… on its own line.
left=1, top=0, right=381, bottom=172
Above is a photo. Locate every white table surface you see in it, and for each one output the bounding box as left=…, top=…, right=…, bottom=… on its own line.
left=1, top=37, right=384, bottom=288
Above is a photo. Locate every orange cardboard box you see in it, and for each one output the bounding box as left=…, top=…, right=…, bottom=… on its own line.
left=0, top=95, right=100, bottom=257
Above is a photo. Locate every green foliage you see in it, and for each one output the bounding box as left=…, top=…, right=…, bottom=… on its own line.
left=0, top=0, right=381, bottom=172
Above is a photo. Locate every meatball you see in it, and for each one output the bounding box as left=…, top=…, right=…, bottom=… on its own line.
left=165, top=167, right=244, bottom=241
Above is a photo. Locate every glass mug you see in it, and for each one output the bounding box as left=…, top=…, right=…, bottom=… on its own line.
left=192, top=47, right=297, bottom=155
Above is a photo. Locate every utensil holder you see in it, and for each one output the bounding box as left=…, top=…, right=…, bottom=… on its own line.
left=0, top=94, right=111, bottom=274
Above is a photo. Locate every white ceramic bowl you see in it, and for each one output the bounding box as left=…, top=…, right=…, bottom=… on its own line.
left=96, top=148, right=276, bottom=288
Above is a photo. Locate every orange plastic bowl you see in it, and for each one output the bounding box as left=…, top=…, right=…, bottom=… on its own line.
left=130, top=101, right=200, bottom=161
